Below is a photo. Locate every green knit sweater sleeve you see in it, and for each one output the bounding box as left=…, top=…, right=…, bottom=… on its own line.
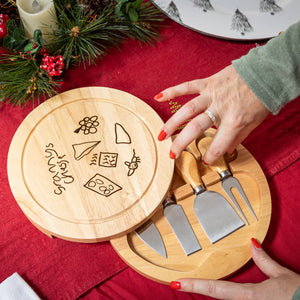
left=292, top=286, right=300, bottom=300
left=232, top=20, right=300, bottom=114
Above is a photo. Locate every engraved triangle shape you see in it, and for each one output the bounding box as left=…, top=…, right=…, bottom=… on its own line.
left=72, top=141, right=101, bottom=160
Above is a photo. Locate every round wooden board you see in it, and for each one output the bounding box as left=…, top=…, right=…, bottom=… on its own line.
left=110, top=129, right=271, bottom=283
left=7, top=87, right=174, bottom=242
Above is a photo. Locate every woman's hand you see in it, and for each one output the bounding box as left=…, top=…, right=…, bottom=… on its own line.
left=170, top=238, right=300, bottom=300
left=155, top=65, right=270, bottom=164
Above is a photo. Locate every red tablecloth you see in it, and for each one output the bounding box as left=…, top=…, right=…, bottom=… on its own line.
left=1, top=18, right=300, bottom=300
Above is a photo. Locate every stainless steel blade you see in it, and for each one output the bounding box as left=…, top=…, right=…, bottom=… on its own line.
left=197, top=136, right=257, bottom=225
left=135, top=221, right=167, bottom=258
left=175, top=150, right=245, bottom=244
left=164, top=202, right=201, bottom=255
left=194, top=190, right=245, bottom=243
left=222, top=176, right=257, bottom=224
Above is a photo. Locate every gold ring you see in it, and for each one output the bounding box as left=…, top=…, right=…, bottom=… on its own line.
left=204, top=109, right=217, bottom=126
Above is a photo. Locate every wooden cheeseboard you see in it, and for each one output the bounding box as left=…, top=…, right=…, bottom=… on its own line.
left=7, top=87, right=174, bottom=242
left=110, top=129, right=272, bottom=283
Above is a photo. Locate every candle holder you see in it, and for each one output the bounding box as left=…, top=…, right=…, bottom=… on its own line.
left=16, top=0, right=57, bottom=44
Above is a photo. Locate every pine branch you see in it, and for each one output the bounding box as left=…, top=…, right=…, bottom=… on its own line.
left=48, top=0, right=165, bottom=68
left=115, top=1, right=165, bottom=44
left=0, top=0, right=165, bottom=106
left=49, top=1, right=125, bottom=68
left=0, top=54, right=57, bottom=106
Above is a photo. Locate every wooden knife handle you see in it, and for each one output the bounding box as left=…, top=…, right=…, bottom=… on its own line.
left=175, top=151, right=203, bottom=189
left=185, top=139, right=201, bottom=161
left=197, top=136, right=228, bottom=174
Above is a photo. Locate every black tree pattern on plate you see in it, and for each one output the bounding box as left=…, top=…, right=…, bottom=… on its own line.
left=192, top=0, right=214, bottom=12
left=260, top=0, right=282, bottom=15
left=231, top=9, right=253, bottom=35
left=166, top=1, right=182, bottom=23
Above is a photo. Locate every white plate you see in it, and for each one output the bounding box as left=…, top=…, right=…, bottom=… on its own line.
left=152, top=0, right=300, bottom=40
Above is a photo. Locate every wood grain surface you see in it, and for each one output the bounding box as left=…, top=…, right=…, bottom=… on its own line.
left=7, top=87, right=174, bottom=242
left=110, top=129, right=272, bottom=283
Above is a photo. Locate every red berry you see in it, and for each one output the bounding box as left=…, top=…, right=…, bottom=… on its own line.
left=40, top=48, right=49, bottom=56
left=40, top=54, right=65, bottom=77
left=0, top=22, right=8, bottom=39
left=0, top=14, right=9, bottom=22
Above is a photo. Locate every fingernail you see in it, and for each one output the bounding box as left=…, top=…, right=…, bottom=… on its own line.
left=154, top=92, right=163, bottom=101
left=169, top=150, right=176, bottom=159
left=170, top=281, right=181, bottom=290
left=251, top=238, right=262, bottom=249
left=202, top=160, right=208, bottom=165
left=158, top=130, right=167, bottom=141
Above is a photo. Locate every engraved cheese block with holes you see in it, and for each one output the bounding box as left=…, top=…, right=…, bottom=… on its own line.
left=7, top=87, right=174, bottom=242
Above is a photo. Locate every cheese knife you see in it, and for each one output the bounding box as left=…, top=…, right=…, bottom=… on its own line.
left=197, top=136, right=257, bottom=225
left=175, top=150, right=245, bottom=243
left=135, top=220, right=167, bottom=258
left=163, top=191, right=201, bottom=255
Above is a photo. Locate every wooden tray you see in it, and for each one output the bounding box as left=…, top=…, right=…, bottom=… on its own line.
left=110, top=130, right=271, bottom=283
left=7, top=87, right=174, bottom=242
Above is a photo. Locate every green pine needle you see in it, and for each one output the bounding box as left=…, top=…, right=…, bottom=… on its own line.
left=0, top=1, right=165, bottom=106
left=49, top=2, right=125, bottom=68
left=0, top=54, right=57, bottom=106
left=48, top=0, right=165, bottom=68
left=117, top=1, right=165, bottom=44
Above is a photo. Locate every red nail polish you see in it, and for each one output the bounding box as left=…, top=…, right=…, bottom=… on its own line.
left=154, top=92, right=163, bottom=101
left=170, top=281, right=181, bottom=290
left=169, top=150, right=176, bottom=159
left=251, top=238, right=262, bottom=249
left=158, top=130, right=167, bottom=141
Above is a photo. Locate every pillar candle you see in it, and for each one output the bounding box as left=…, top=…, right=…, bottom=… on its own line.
left=16, top=0, right=57, bottom=44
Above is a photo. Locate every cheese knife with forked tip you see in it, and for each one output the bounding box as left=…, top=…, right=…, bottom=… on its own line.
left=197, top=136, right=257, bottom=225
